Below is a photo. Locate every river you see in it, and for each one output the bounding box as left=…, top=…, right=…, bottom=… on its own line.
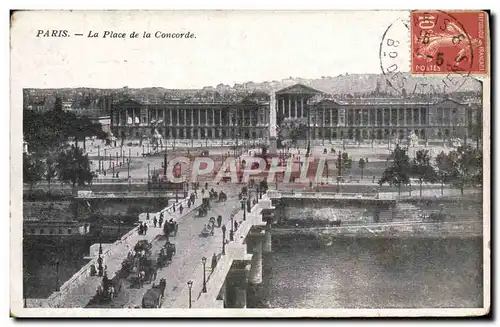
left=247, top=235, right=483, bottom=308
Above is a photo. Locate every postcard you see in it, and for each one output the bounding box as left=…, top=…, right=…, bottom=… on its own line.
left=10, top=10, right=490, bottom=317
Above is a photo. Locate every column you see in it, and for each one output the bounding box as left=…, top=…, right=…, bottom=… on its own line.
left=294, top=97, right=298, bottom=118
left=404, top=108, right=407, bottom=127
left=301, top=98, right=304, bottom=118
left=169, top=109, right=172, bottom=126
left=212, top=109, right=215, bottom=126
left=205, top=109, right=208, bottom=126
left=382, top=109, right=385, bottom=127
left=389, top=109, right=392, bottom=126
left=184, top=110, right=187, bottom=126
left=198, top=110, right=201, bottom=126
left=177, top=109, right=180, bottom=126
left=281, top=98, right=285, bottom=117
left=410, top=108, right=414, bottom=126
left=419, top=108, right=422, bottom=126
left=220, top=110, right=222, bottom=126
left=191, top=110, right=194, bottom=126
left=248, top=232, right=263, bottom=285
left=288, top=97, right=291, bottom=119
left=242, top=110, right=245, bottom=127
left=330, top=109, right=333, bottom=127
left=374, top=109, right=377, bottom=126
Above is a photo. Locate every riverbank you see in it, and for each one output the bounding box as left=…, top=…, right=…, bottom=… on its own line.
left=273, top=220, right=483, bottom=238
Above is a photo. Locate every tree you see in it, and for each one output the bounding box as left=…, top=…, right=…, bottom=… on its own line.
left=447, top=145, right=482, bottom=195
left=335, top=151, right=352, bottom=192
left=44, top=156, right=58, bottom=194
left=23, top=153, right=44, bottom=196
left=411, top=149, right=437, bottom=196
left=378, top=144, right=411, bottom=196
left=56, top=146, right=94, bottom=189
left=70, top=114, right=106, bottom=151
left=435, top=151, right=452, bottom=196
left=358, top=158, right=366, bottom=179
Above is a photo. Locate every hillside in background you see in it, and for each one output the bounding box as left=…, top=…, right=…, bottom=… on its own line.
left=24, top=73, right=482, bottom=109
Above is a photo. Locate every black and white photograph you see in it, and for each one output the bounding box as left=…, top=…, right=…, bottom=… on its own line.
left=10, top=10, right=490, bottom=317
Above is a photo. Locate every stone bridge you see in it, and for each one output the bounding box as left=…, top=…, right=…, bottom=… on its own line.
left=27, top=190, right=275, bottom=309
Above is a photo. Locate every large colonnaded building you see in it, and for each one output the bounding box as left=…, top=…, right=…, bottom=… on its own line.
left=110, top=83, right=482, bottom=144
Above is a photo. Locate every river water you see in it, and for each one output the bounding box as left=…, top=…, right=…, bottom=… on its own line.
left=247, top=235, right=483, bottom=308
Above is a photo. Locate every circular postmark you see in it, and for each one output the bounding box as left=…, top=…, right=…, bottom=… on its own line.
left=380, top=11, right=474, bottom=95
left=379, top=17, right=411, bottom=95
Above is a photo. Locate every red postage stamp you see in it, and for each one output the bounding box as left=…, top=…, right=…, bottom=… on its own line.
left=411, top=10, right=488, bottom=75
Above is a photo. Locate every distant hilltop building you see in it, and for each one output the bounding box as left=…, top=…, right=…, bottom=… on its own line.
left=110, top=82, right=482, bottom=144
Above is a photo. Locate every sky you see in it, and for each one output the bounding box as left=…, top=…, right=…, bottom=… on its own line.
left=11, top=10, right=410, bottom=89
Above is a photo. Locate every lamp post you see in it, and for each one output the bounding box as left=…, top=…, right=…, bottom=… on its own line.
left=241, top=198, right=246, bottom=221
left=201, top=257, right=207, bottom=293
left=222, top=231, right=226, bottom=255
left=187, top=280, right=193, bottom=308
left=230, top=215, right=234, bottom=241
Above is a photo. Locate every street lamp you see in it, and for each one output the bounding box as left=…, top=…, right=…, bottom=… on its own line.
left=187, top=280, right=193, bottom=308
left=230, top=215, right=234, bottom=241
left=201, top=257, right=207, bottom=293
left=241, top=199, right=246, bottom=221
left=222, top=231, right=226, bottom=255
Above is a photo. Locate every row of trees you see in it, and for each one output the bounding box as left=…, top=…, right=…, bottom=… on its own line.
left=379, top=144, right=482, bottom=196
left=23, top=97, right=106, bottom=196
left=24, top=97, right=106, bottom=155
left=24, top=146, right=94, bottom=196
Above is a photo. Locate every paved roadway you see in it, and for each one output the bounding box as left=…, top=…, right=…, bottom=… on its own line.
left=86, top=188, right=245, bottom=308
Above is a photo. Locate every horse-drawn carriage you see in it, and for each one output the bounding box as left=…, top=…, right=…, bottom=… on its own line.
left=142, top=278, right=166, bottom=308
left=134, top=240, right=153, bottom=257
left=154, top=243, right=175, bottom=268
left=209, top=189, right=218, bottom=200
left=198, top=198, right=211, bottom=217
left=165, top=221, right=179, bottom=237
left=164, top=241, right=176, bottom=256
left=200, top=218, right=216, bottom=238
left=95, top=274, right=123, bottom=303
left=217, top=191, right=227, bottom=202
left=129, top=257, right=157, bottom=288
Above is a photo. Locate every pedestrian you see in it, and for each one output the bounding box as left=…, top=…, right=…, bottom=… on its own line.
left=205, top=182, right=208, bottom=190
left=188, top=200, right=191, bottom=209
left=173, top=205, right=176, bottom=213
left=159, top=214, right=164, bottom=228
left=144, top=223, right=148, bottom=235
left=153, top=216, right=157, bottom=228
left=211, top=253, right=217, bottom=272
left=146, top=211, right=150, bottom=221
left=179, top=205, right=183, bottom=215
left=217, top=215, right=222, bottom=228
left=221, top=224, right=226, bottom=237
left=234, top=221, right=238, bottom=231
left=163, top=222, right=170, bottom=238
left=139, top=222, right=144, bottom=235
